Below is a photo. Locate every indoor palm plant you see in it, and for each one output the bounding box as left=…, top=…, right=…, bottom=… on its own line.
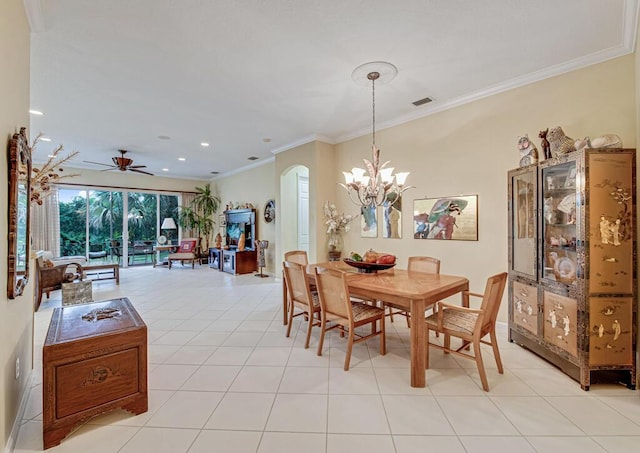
left=175, top=183, right=220, bottom=257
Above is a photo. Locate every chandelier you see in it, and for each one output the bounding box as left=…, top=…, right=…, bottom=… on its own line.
left=340, top=61, right=412, bottom=209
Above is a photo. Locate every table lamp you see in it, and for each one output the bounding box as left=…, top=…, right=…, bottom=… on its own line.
left=161, top=217, right=177, bottom=244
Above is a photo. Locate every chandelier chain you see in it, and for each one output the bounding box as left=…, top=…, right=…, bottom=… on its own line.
left=372, top=76, right=376, bottom=146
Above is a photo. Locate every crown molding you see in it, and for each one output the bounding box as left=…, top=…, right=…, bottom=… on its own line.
left=211, top=155, right=275, bottom=180
left=23, top=0, right=46, bottom=33
left=270, top=134, right=335, bottom=155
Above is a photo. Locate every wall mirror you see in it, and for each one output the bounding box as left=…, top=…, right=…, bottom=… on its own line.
left=7, top=127, right=31, bottom=299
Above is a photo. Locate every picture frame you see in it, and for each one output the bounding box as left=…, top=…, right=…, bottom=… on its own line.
left=413, top=194, right=478, bottom=241
left=361, top=206, right=377, bottom=238
left=382, top=194, right=402, bottom=239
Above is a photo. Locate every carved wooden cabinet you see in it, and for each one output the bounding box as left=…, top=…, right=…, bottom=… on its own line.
left=508, top=148, right=636, bottom=390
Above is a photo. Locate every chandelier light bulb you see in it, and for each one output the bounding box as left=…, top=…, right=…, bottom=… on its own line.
left=395, top=172, right=410, bottom=186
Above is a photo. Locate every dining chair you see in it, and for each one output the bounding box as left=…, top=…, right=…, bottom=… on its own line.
left=425, top=272, right=507, bottom=391
left=314, top=266, right=386, bottom=371
left=386, top=256, right=441, bottom=327
left=282, top=250, right=311, bottom=325
left=282, top=260, right=321, bottom=348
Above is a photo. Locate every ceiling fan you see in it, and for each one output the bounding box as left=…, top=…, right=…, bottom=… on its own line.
left=84, top=149, right=154, bottom=175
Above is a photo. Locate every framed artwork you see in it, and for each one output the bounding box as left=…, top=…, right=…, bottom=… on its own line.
left=361, top=206, right=377, bottom=238
left=264, top=199, right=275, bottom=223
left=382, top=194, right=402, bottom=239
left=413, top=194, right=478, bottom=241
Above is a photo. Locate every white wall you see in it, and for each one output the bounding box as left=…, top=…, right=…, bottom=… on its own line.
left=0, top=0, right=32, bottom=449
left=56, top=166, right=209, bottom=193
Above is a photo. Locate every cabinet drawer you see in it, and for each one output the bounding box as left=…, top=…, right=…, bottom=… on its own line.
left=55, top=348, right=140, bottom=419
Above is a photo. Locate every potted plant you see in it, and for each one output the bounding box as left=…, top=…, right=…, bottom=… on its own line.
left=175, top=183, right=220, bottom=261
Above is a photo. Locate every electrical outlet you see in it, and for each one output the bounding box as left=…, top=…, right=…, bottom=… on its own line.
left=15, top=357, right=20, bottom=380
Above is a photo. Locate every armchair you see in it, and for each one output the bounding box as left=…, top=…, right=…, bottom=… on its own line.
left=168, top=238, right=200, bottom=269
left=35, top=257, right=84, bottom=311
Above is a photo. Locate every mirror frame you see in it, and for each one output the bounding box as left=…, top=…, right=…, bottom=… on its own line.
left=7, top=127, right=31, bottom=299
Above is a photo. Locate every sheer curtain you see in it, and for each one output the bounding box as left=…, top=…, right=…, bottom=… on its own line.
left=180, top=192, right=197, bottom=239
left=31, top=186, right=61, bottom=256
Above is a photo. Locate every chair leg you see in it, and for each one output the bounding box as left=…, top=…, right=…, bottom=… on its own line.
left=380, top=316, right=386, bottom=356
left=405, top=312, right=411, bottom=328
left=344, top=328, right=355, bottom=371
left=286, top=305, right=295, bottom=338
left=388, top=306, right=395, bottom=323
left=473, top=340, right=489, bottom=392
left=444, top=334, right=451, bottom=354
left=317, top=318, right=327, bottom=357
left=425, top=327, right=430, bottom=369
left=304, top=311, right=314, bottom=349
left=490, top=330, right=504, bottom=374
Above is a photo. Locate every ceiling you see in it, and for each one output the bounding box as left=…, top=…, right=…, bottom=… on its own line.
left=26, top=0, right=638, bottom=180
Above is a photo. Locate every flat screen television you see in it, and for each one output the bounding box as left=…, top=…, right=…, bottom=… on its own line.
left=225, top=209, right=255, bottom=249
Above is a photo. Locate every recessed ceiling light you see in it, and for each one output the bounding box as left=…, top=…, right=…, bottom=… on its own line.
left=248, top=156, right=259, bottom=161
left=178, top=157, right=186, bottom=161
left=200, top=142, right=210, bottom=147
left=262, top=138, right=271, bottom=143
left=29, top=110, right=44, bottom=115
left=162, top=168, right=169, bottom=172
left=40, top=137, right=52, bottom=142
left=47, top=154, right=55, bottom=158
left=158, top=135, right=171, bottom=140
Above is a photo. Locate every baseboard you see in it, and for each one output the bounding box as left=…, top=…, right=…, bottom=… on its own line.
left=4, top=369, right=34, bottom=453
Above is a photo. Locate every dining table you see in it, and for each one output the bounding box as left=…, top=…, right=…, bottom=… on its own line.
left=284, top=260, right=470, bottom=388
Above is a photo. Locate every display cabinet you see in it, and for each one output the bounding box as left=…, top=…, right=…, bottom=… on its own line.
left=508, top=148, right=636, bottom=390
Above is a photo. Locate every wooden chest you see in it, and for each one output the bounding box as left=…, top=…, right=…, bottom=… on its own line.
left=43, top=298, right=147, bottom=449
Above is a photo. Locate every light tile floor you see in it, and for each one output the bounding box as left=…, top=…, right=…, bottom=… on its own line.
left=13, top=266, right=640, bottom=452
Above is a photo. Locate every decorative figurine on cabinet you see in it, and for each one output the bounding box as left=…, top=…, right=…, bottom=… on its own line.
left=574, top=134, right=622, bottom=152
left=547, top=126, right=576, bottom=157
left=538, top=128, right=552, bottom=159
left=517, top=135, right=539, bottom=167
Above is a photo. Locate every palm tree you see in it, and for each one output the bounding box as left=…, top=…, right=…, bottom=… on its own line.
left=176, top=183, right=221, bottom=252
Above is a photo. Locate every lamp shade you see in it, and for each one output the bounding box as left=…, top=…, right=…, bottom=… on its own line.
left=161, top=217, right=177, bottom=230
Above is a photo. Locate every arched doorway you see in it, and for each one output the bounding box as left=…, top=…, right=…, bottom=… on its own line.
left=280, top=165, right=310, bottom=260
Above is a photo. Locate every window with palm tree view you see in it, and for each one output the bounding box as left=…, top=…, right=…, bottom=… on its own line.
left=58, top=188, right=179, bottom=266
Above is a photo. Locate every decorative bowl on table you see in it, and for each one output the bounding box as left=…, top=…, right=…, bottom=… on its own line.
left=343, top=259, right=396, bottom=273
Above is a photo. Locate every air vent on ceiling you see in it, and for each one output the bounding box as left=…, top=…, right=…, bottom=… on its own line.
left=412, top=97, right=433, bottom=107
left=210, top=171, right=219, bottom=175
left=248, top=156, right=259, bottom=161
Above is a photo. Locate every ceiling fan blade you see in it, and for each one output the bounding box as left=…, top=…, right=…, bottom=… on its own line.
left=100, top=167, right=119, bottom=172
left=129, top=168, right=154, bottom=176
left=128, top=165, right=148, bottom=169
left=84, top=160, right=114, bottom=167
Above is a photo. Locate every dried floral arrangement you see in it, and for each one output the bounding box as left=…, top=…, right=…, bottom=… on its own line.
left=30, top=134, right=79, bottom=205
left=323, top=201, right=357, bottom=234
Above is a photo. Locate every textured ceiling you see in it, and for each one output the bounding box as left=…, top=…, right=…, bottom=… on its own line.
left=27, top=0, right=638, bottom=180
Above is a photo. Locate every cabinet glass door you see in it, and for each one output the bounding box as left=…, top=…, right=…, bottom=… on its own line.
left=541, top=161, right=577, bottom=285
left=509, top=167, right=537, bottom=278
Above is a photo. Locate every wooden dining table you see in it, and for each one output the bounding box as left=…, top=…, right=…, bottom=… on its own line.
left=284, top=261, right=469, bottom=388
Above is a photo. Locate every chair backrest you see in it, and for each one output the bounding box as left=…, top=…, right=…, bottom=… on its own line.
left=478, top=272, right=508, bottom=330
left=314, top=266, right=352, bottom=323
left=407, top=256, right=440, bottom=274
left=284, top=250, right=308, bottom=266
left=177, top=238, right=199, bottom=254
left=283, top=260, right=314, bottom=309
